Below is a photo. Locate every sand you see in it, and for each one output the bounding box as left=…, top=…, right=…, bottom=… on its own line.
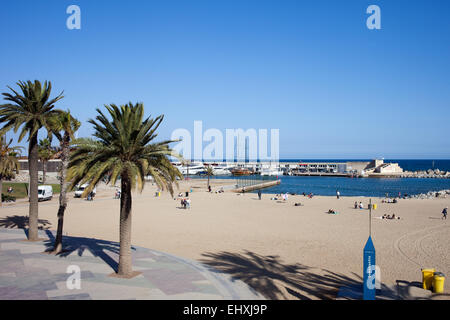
left=1, top=178, right=449, bottom=300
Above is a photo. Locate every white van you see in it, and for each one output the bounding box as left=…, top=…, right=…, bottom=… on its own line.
left=38, top=185, right=53, bottom=201
left=74, top=184, right=96, bottom=198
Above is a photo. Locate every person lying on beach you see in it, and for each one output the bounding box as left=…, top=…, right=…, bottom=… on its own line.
left=294, top=203, right=303, bottom=206
left=328, top=209, right=338, bottom=214
left=382, top=214, right=400, bottom=220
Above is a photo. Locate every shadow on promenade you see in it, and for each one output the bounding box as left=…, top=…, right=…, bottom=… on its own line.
left=0, top=215, right=52, bottom=230
left=0, top=215, right=132, bottom=274
left=42, top=232, right=133, bottom=273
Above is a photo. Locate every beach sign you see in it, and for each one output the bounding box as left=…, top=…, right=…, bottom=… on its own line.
left=363, top=236, right=376, bottom=300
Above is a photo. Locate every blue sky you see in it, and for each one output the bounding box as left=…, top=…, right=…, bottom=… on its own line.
left=0, top=0, right=449, bottom=159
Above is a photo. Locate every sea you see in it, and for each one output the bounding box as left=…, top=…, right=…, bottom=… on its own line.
left=202, top=159, right=450, bottom=197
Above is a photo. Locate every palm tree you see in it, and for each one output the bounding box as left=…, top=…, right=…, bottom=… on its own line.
left=67, top=103, right=182, bottom=277
left=0, top=80, right=63, bottom=241
left=48, top=111, right=80, bottom=254
left=205, top=165, right=214, bottom=190
left=38, top=138, right=54, bottom=184
left=0, top=136, right=23, bottom=206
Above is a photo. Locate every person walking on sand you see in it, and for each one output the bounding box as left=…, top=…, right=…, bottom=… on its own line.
left=258, top=189, right=262, bottom=200
left=443, top=207, right=448, bottom=220
left=336, top=190, right=340, bottom=199
left=359, top=202, right=364, bottom=209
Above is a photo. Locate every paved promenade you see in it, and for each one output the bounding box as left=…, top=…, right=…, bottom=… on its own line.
left=0, top=228, right=263, bottom=300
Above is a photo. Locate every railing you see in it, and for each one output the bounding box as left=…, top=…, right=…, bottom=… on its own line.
left=235, top=175, right=278, bottom=188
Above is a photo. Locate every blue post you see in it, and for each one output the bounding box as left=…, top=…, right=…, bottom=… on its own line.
left=363, top=236, right=376, bottom=300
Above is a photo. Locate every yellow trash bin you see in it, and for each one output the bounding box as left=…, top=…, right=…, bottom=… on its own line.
left=373, top=204, right=377, bottom=210
left=433, top=272, right=445, bottom=294
left=422, top=268, right=435, bottom=290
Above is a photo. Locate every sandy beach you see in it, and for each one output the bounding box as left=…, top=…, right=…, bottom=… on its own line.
left=1, top=179, right=449, bottom=300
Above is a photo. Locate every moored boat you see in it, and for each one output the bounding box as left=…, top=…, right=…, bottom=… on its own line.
left=231, top=168, right=252, bottom=176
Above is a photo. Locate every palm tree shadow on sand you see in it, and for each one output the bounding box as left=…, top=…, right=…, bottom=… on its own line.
left=200, top=250, right=397, bottom=300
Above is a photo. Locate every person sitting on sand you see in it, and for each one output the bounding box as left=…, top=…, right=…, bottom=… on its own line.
left=186, top=198, right=191, bottom=209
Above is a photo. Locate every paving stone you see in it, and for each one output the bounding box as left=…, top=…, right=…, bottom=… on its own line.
left=0, top=228, right=262, bottom=300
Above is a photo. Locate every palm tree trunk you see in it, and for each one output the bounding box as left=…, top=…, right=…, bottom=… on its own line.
left=117, top=173, right=133, bottom=276
left=0, top=178, right=3, bottom=207
left=42, top=160, right=47, bottom=184
left=53, top=136, right=69, bottom=253
left=28, top=133, right=39, bottom=241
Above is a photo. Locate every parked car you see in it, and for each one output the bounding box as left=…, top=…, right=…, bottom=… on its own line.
left=38, top=185, right=53, bottom=201
left=74, top=184, right=96, bottom=198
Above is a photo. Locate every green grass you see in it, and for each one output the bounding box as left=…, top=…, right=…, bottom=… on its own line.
left=2, top=182, right=60, bottom=199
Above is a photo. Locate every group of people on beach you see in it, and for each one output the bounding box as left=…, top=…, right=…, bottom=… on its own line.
left=270, top=193, right=289, bottom=201
left=301, top=192, right=314, bottom=198
left=180, top=197, right=191, bottom=209
left=215, top=187, right=224, bottom=194
left=354, top=201, right=365, bottom=209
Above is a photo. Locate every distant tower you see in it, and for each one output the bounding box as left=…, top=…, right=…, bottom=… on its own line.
left=234, top=136, right=237, bottom=163
left=245, top=136, right=249, bottom=163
